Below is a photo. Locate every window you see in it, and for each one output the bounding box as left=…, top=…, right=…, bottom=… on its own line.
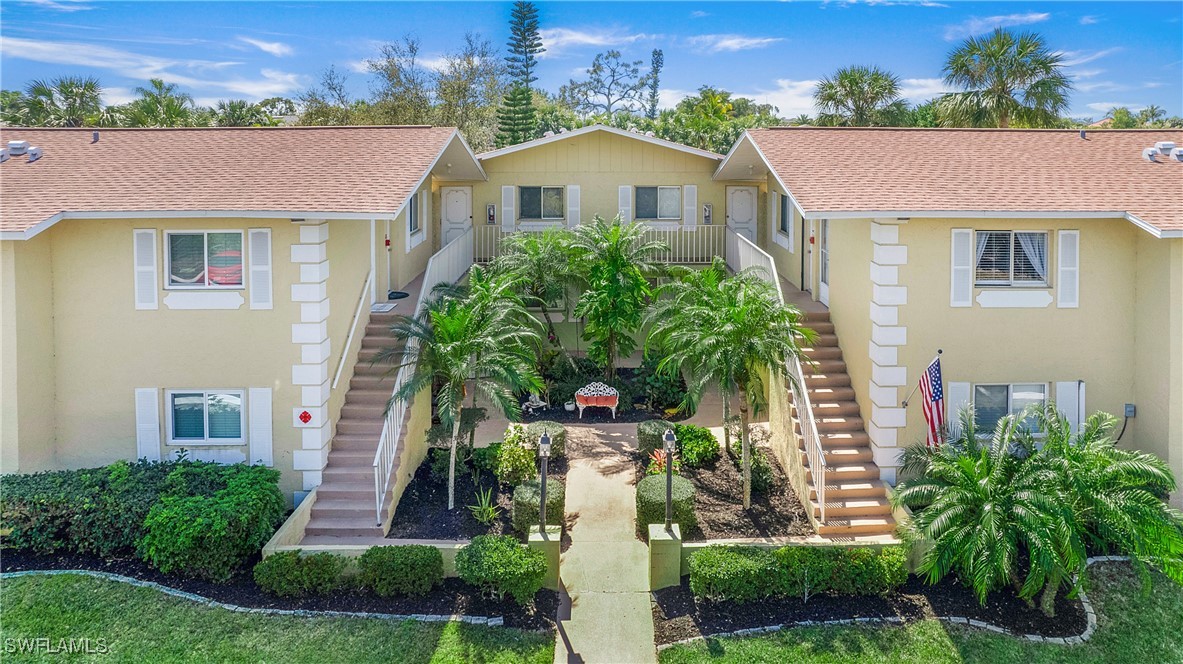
left=779, top=193, right=791, bottom=235
left=974, top=231, right=1048, bottom=286
left=635, top=186, right=681, bottom=220
left=408, top=192, right=421, bottom=234
left=973, top=383, right=1046, bottom=434
left=519, top=186, right=564, bottom=220
left=166, top=390, right=244, bottom=444
left=166, top=232, right=243, bottom=288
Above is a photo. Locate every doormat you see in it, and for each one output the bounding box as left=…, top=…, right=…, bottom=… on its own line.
left=370, top=303, right=397, bottom=313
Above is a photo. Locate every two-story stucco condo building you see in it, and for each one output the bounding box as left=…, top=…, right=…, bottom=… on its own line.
left=2, top=124, right=1180, bottom=543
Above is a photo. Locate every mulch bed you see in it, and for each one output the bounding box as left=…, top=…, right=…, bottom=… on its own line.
left=522, top=405, right=691, bottom=425
left=1, top=548, right=556, bottom=631
left=634, top=438, right=813, bottom=541
left=386, top=453, right=570, bottom=549
left=652, top=573, right=1087, bottom=644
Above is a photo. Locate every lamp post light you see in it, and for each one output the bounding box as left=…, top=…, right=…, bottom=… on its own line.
left=663, top=428, right=676, bottom=532
left=538, top=432, right=551, bottom=533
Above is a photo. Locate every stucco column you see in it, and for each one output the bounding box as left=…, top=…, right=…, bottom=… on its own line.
left=289, top=221, right=332, bottom=499
left=867, top=218, right=908, bottom=484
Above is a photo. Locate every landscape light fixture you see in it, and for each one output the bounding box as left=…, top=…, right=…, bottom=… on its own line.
left=538, top=432, right=551, bottom=532
left=663, top=428, right=677, bottom=531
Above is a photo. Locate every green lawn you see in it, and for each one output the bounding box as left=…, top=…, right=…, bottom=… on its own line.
left=0, top=574, right=554, bottom=664
left=659, top=562, right=1183, bottom=664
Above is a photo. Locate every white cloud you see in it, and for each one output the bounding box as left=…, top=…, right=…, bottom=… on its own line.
left=0, top=36, right=305, bottom=100
left=1144, top=81, right=1165, bottom=89
left=418, top=56, right=449, bottom=72
left=899, top=77, right=954, bottom=102
left=236, top=36, right=293, bottom=58
left=18, top=0, right=93, bottom=12
left=824, top=0, right=949, bottom=6
left=1079, top=15, right=1101, bottom=25
left=1069, top=68, right=1105, bottom=80
left=690, top=10, right=709, bottom=18
left=658, top=88, right=695, bottom=110
left=1086, top=102, right=1145, bottom=113
left=687, top=34, right=784, bottom=53
left=100, top=86, right=135, bottom=106
left=1075, top=81, right=1126, bottom=93
left=943, top=12, right=1049, bottom=41
left=739, top=79, right=819, bottom=118
left=346, top=59, right=369, bottom=74
left=1059, top=47, right=1122, bottom=67
left=537, top=27, right=654, bottom=58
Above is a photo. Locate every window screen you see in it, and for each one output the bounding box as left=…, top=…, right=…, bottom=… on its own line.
left=974, top=383, right=1046, bottom=434
left=167, top=232, right=242, bottom=287
left=519, top=186, right=564, bottom=220
left=779, top=194, right=790, bottom=234
left=169, top=391, right=243, bottom=443
left=635, top=186, right=680, bottom=220
left=408, top=193, right=421, bottom=233
left=975, top=230, right=1048, bottom=286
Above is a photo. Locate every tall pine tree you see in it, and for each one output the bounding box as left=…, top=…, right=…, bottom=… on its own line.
left=497, top=1, right=545, bottom=147
left=646, top=49, right=663, bottom=120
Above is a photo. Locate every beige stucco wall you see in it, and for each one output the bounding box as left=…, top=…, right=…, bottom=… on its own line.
left=762, top=176, right=807, bottom=292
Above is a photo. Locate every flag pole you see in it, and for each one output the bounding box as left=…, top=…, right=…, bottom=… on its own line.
left=901, top=349, right=943, bottom=408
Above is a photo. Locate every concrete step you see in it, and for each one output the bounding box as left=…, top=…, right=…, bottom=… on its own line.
left=316, top=483, right=375, bottom=501
left=805, top=320, right=835, bottom=335
left=324, top=450, right=374, bottom=467
left=818, top=516, right=897, bottom=537
left=350, top=373, right=394, bottom=391
left=805, top=359, right=847, bottom=374
left=324, top=465, right=378, bottom=483
left=823, top=463, right=880, bottom=481
left=809, top=479, right=889, bottom=500
left=336, top=419, right=384, bottom=436
left=801, top=310, right=830, bottom=323
left=304, top=516, right=384, bottom=538
left=814, top=415, right=864, bottom=433
left=310, top=498, right=374, bottom=519
left=818, top=446, right=874, bottom=465
left=365, top=323, right=395, bottom=337
left=796, top=400, right=861, bottom=417
left=813, top=497, right=892, bottom=518
left=810, top=333, right=839, bottom=347
left=806, top=386, right=856, bottom=402
left=345, top=389, right=392, bottom=406
left=802, top=346, right=843, bottom=361
left=341, top=403, right=386, bottom=421
left=352, top=361, right=394, bottom=377
left=330, top=434, right=379, bottom=452
left=803, top=372, right=851, bottom=388
left=816, top=431, right=872, bottom=448
left=361, top=335, right=400, bottom=349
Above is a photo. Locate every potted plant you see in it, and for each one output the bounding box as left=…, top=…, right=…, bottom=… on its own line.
left=564, top=400, right=576, bottom=412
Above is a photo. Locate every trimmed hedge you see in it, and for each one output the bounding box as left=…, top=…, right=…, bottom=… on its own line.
left=525, top=421, right=566, bottom=458
left=511, top=478, right=565, bottom=535
left=637, top=420, right=673, bottom=456
left=138, top=465, right=286, bottom=582
left=357, top=545, right=444, bottom=597
left=496, top=424, right=537, bottom=487
left=673, top=424, right=720, bottom=468
left=456, top=535, right=547, bottom=605
left=688, top=544, right=910, bottom=602
left=635, top=474, right=696, bottom=534
left=253, top=550, right=347, bottom=597
left=689, top=545, right=779, bottom=603
left=775, top=545, right=908, bottom=598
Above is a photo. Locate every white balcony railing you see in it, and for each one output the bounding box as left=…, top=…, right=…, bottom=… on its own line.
left=372, top=226, right=475, bottom=524
left=476, top=222, right=724, bottom=265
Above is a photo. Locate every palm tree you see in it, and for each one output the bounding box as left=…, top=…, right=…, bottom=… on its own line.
left=123, top=78, right=198, bottom=127
left=213, top=99, right=274, bottom=127
left=378, top=289, right=540, bottom=510
left=654, top=268, right=815, bottom=508
left=1138, top=105, right=1167, bottom=127
left=813, top=65, right=906, bottom=127
left=20, top=76, right=103, bottom=127
left=493, top=226, right=577, bottom=349
left=938, top=28, right=1072, bottom=128
left=895, top=408, right=1081, bottom=614
left=570, top=215, right=667, bottom=379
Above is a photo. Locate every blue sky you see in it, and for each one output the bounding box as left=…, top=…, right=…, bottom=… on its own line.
left=1, top=1, right=1180, bottom=120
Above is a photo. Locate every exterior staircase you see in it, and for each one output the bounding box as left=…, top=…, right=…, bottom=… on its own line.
left=302, top=308, right=403, bottom=541
left=791, top=307, right=898, bottom=542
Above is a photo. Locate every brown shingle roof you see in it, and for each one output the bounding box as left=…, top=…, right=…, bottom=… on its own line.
left=0, top=125, right=459, bottom=235
left=746, top=127, right=1183, bottom=234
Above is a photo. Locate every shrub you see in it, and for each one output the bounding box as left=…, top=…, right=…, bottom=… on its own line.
left=471, top=442, right=501, bottom=477
left=637, top=420, right=673, bottom=456
left=645, top=449, right=681, bottom=476
left=428, top=448, right=452, bottom=484
left=673, top=424, right=720, bottom=468
left=636, top=356, right=687, bottom=412
left=635, top=474, right=696, bottom=534
left=138, top=465, right=286, bottom=581
left=729, top=444, right=774, bottom=494
left=774, top=545, right=908, bottom=599
left=496, top=425, right=538, bottom=487
left=456, top=535, right=547, bottom=605
left=253, top=550, right=347, bottom=597
left=357, top=545, right=444, bottom=597
left=689, top=545, right=779, bottom=603
left=525, top=421, right=566, bottom=458
left=512, top=479, right=565, bottom=535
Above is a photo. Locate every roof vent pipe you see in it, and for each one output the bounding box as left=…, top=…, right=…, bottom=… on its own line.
left=27, top=146, right=42, bottom=163
left=92, top=131, right=100, bottom=143
left=1142, top=147, right=1159, bottom=162
left=1079, top=129, right=1086, bottom=139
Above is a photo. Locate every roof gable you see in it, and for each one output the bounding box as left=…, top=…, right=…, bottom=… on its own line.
left=477, top=124, right=722, bottom=162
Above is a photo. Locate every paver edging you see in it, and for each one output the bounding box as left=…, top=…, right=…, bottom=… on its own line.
left=1, top=569, right=502, bottom=626
left=655, top=555, right=1125, bottom=652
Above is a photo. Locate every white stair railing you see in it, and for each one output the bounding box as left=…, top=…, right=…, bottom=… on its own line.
left=332, top=270, right=374, bottom=390
left=724, top=227, right=826, bottom=523
left=372, top=227, right=475, bottom=524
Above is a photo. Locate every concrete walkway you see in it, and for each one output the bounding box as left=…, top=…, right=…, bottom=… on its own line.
left=555, top=424, right=656, bottom=664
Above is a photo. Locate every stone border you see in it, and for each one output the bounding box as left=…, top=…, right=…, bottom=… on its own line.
left=657, top=556, right=1129, bottom=651
left=1, top=569, right=504, bottom=628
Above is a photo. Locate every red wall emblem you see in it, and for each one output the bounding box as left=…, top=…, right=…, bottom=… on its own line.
left=298, top=410, right=312, bottom=424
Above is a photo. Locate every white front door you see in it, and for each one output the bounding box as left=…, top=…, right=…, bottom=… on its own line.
left=726, top=186, right=757, bottom=242
left=440, top=186, right=472, bottom=246
left=818, top=219, right=830, bottom=306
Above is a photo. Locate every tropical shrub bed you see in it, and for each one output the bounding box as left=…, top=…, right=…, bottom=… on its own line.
left=1, top=458, right=285, bottom=581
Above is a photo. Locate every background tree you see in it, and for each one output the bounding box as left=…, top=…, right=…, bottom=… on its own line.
left=212, top=99, right=275, bottom=127
left=496, top=85, right=536, bottom=146
left=367, top=35, right=434, bottom=125
left=297, top=66, right=357, bottom=125
left=645, top=49, right=664, bottom=120
left=813, top=65, right=906, bottom=126
left=493, top=226, right=577, bottom=348
left=938, top=28, right=1071, bottom=128
left=497, top=1, right=544, bottom=147
left=434, top=33, right=504, bottom=151
left=121, top=78, right=198, bottom=127
left=560, top=50, right=648, bottom=115
left=17, top=76, right=103, bottom=127
left=1107, top=106, right=1141, bottom=129
left=258, top=96, right=296, bottom=118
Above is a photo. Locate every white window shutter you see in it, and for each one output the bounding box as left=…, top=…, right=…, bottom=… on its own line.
left=946, top=381, right=971, bottom=438
left=133, top=229, right=158, bottom=310
left=248, top=387, right=273, bottom=466
left=788, top=206, right=796, bottom=253
left=566, top=184, right=580, bottom=228
left=618, top=185, right=632, bottom=221
left=769, top=191, right=779, bottom=235
left=134, top=388, right=161, bottom=461
left=501, top=185, right=515, bottom=230
left=248, top=228, right=273, bottom=310
left=1057, top=230, right=1079, bottom=308
left=1055, top=381, right=1085, bottom=433
left=682, top=185, right=697, bottom=227
left=950, top=228, right=973, bottom=307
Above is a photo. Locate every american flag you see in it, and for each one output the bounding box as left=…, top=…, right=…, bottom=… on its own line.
left=919, top=358, right=946, bottom=447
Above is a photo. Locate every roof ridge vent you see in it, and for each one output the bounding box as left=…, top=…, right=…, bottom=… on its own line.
left=7, top=140, right=29, bottom=156
left=1154, top=141, right=1176, bottom=154
left=27, top=146, right=42, bottom=163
